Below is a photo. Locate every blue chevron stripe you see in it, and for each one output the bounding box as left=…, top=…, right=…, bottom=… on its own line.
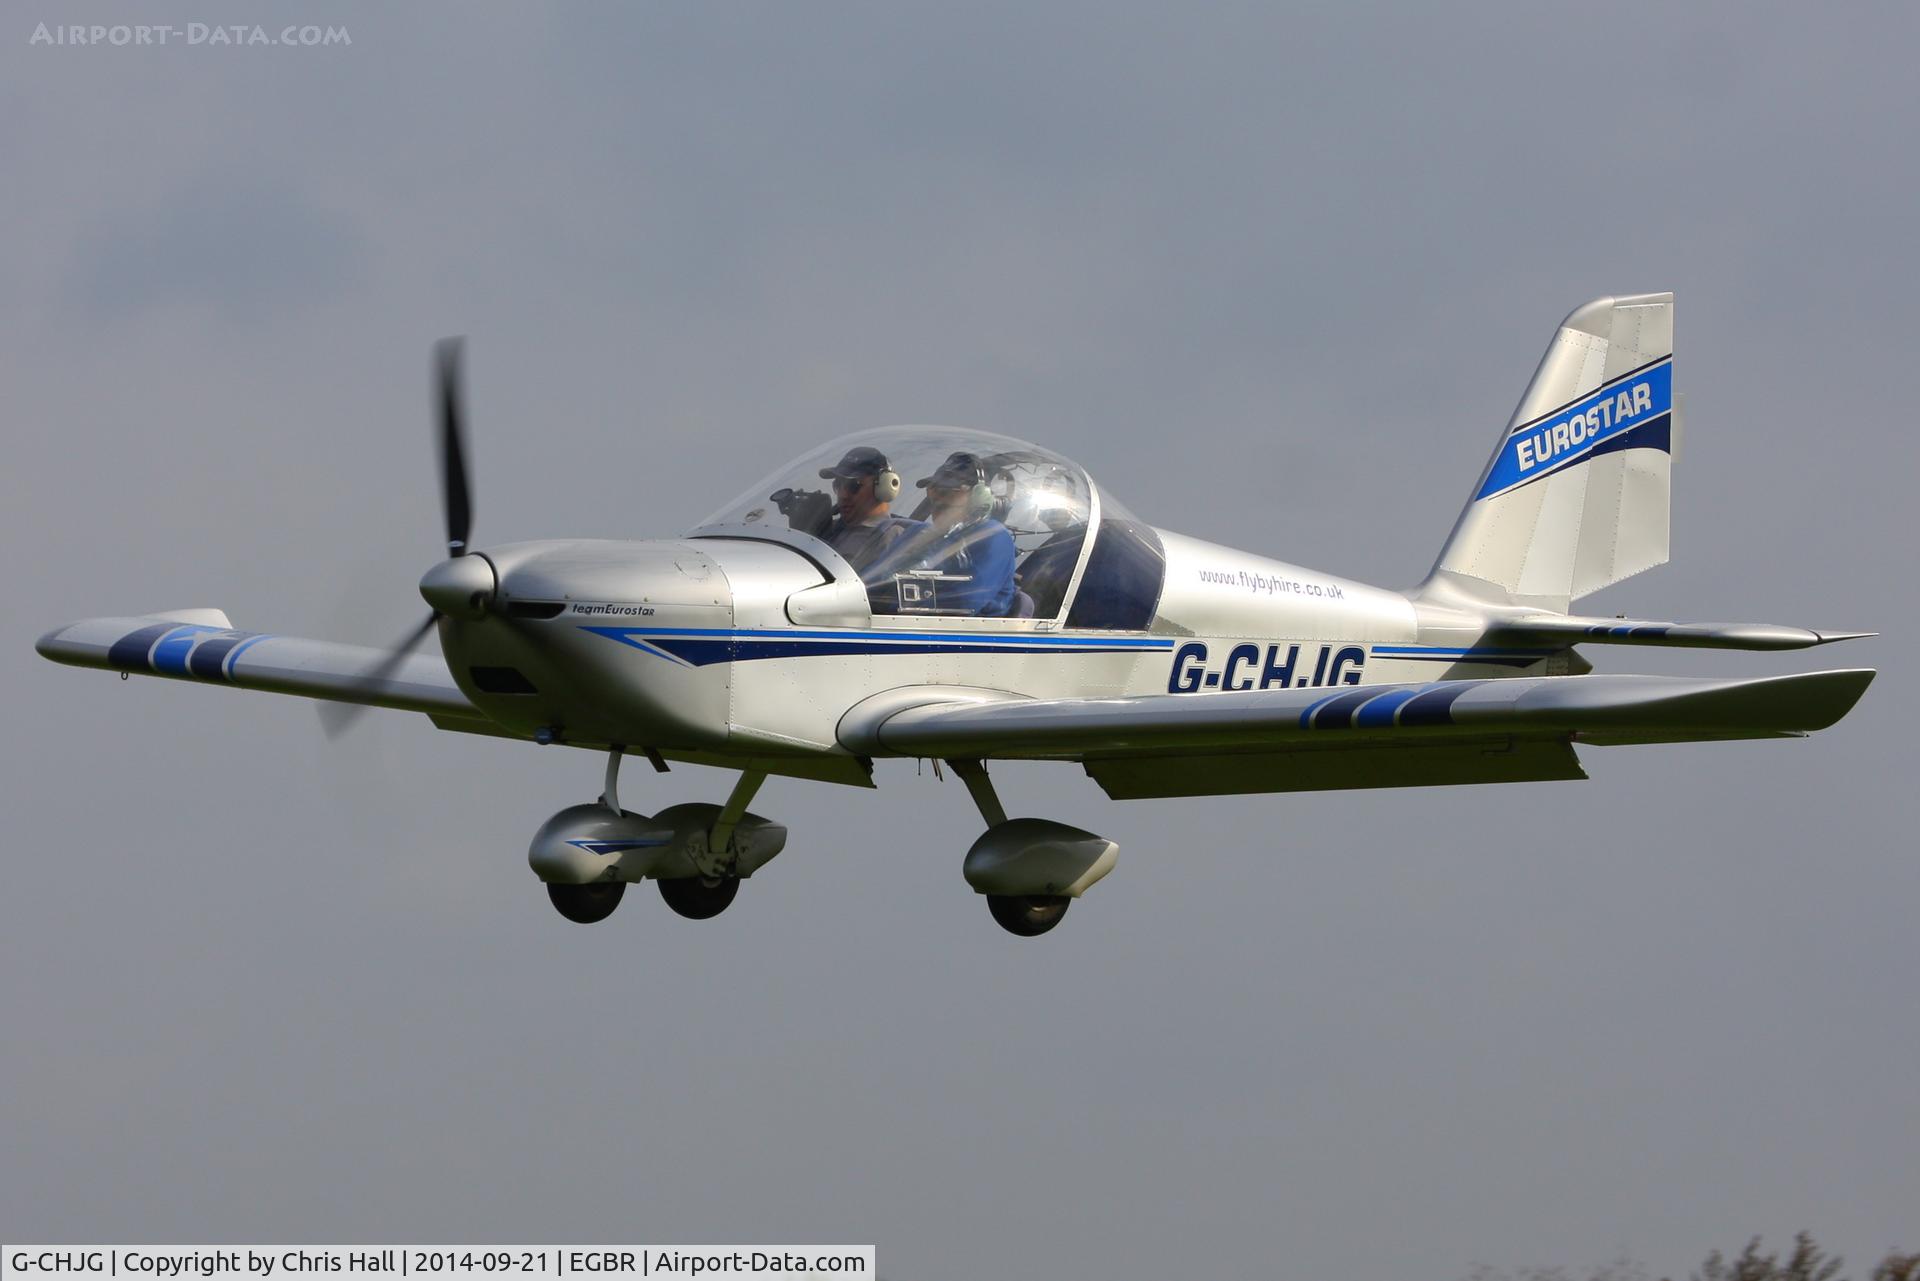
left=585, top=625, right=1174, bottom=667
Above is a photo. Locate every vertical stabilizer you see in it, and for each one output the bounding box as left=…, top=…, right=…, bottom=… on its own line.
left=1422, top=293, right=1676, bottom=613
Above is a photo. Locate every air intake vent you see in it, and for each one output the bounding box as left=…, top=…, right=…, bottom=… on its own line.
left=470, top=666, right=538, bottom=694
left=504, top=600, right=566, bottom=619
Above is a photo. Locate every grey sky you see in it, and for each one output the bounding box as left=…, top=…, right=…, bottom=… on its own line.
left=4, top=4, right=1915, bottom=1278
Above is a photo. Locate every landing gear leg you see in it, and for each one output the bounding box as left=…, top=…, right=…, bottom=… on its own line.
left=702, top=768, right=767, bottom=873
left=656, top=769, right=766, bottom=920
left=949, top=758, right=1008, bottom=826
left=947, top=760, right=1072, bottom=938
left=601, top=745, right=624, bottom=814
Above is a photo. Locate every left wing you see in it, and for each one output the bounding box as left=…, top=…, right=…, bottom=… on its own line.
left=36, top=611, right=486, bottom=722
left=839, top=670, right=1874, bottom=799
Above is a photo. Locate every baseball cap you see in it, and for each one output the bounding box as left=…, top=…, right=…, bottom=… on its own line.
left=917, top=451, right=986, bottom=490
left=819, top=446, right=892, bottom=481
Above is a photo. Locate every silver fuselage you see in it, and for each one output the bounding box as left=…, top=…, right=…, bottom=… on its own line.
left=439, top=527, right=1554, bottom=782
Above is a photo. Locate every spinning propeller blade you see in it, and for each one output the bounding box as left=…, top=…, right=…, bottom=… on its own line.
left=317, top=614, right=439, bottom=739
left=437, top=336, right=473, bottom=558
left=321, top=337, right=479, bottom=739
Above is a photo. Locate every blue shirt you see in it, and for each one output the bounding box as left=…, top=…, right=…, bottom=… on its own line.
left=913, top=518, right=1018, bottom=616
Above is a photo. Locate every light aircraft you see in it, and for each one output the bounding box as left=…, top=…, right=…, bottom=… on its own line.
left=38, top=293, right=1875, bottom=936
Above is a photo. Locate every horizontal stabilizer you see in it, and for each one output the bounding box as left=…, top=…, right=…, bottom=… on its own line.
left=1485, top=614, right=1876, bottom=652
left=36, top=613, right=484, bottom=721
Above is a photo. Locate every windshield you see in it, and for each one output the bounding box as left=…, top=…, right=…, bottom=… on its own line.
left=692, top=426, right=1098, bottom=619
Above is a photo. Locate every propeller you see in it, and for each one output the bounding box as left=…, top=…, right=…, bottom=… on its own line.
left=438, top=337, right=473, bottom=558
left=316, top=613, right=440, bottom=739
left=320, top=337, right=483, bottom=740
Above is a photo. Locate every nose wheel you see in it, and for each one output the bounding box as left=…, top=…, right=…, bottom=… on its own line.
left=548, top=881, right=625, bottom=924
left=537, top=760, right=772, bottom=926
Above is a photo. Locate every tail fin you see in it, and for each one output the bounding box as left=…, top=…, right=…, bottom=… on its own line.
left=1422, top=293, right=1678, bottom=613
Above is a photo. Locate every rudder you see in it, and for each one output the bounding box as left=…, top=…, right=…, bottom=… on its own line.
left=1423, top=293, right=1677, bottom=612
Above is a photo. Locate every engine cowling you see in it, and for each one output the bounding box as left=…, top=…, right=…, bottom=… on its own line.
left=529, top=802, right=787, bottom=885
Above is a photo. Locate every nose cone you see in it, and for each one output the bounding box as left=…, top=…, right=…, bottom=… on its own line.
left=419, top=554, right=497, bottom=618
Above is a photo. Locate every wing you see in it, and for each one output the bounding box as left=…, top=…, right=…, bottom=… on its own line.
left=36, top=611, right=486, bottom=722
left=839, top=670, right=1875, bottom=799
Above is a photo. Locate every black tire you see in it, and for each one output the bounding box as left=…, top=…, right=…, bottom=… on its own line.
left=548, top=880, right=625, bottom=924
left=986, top=893, right=1070, bottom=937
left=658, top=875, right=740, bottom=920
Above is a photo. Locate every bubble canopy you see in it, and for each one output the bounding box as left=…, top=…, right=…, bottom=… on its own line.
left=690, top=427, right=1165, bottom=627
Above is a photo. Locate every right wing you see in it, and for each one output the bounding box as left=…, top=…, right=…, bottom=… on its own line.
left=36, top=611, right=487, bottom=722
left=839, top=669, right=1875, bottom=799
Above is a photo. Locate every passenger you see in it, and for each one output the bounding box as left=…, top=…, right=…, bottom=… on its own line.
left=816, top=446, right=920, bottom=573
left=896, top=452, right=1018, bottom=616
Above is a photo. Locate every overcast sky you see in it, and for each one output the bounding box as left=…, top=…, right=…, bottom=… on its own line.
left=4, top=4, right=1915, bottom=1278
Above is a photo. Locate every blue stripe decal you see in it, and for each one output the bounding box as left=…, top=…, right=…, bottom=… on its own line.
left=1485, top=411, right=1673, bottom=499
left=590, top=625, right=1173, bottom=646
left=187, top=634, right=238, bottom=680
left=106, top=623, right=175, bottom=671
left=619, top=637, right=698, bottom=667
left=1297, top=691, right=1348, bottom=728
left=1591, top=412, right=1671, bottom=462
left=1396, top=682, right=1480, bottom=727
left=150, top=625, right=225, bottom=675
left=104, top=625, right=274, bottom=683
left=222, top=633, right=271, bottom=677
left=648, top=638, right=734, bottom=666
left=187, top=631, right=262, bottom=680
left=1586, top=624, right=1654, bottom=639
left=1477, top=361, right=1673, bottom=500
left=1307, top=687, right=1378, bottom=729
left=1353, top=686, right=1424, bottom=728
left=585, top=625, right=1173, bottom=667
left=566, top=838, right=667, bottom=856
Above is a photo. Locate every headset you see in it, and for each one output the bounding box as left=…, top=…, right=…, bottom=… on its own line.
left=965, top=474, right=994, bottom=519
left=905, top=453, right=996, bottom=523
left=948, top=456, right=994, bottom=519
left=831, top=464, right=900, bottom=504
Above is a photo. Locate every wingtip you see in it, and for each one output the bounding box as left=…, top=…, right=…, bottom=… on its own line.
left=1812, top=630, right=1877, bottom=645
left=1797, top=667, right=1877, bottom=729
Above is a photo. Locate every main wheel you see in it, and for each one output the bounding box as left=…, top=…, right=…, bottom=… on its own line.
left=658, top=875, right=740, bottom=920
left=547, top=880, right=625, bottom=924
left=986, top=893, right=1070, bottom=937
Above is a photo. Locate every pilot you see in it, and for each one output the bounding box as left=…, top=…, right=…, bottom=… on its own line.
left=817, top=446, right=920, bottom=573
left=896, top=452, right=1018, bottom=616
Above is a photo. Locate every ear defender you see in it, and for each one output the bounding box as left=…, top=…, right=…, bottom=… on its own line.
left=874, top=468, right=901, bottom=503
left=968, top=479, right=994, bottom=517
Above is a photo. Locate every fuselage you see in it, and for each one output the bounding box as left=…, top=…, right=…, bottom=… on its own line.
left=436, top=525, right=1563, bottom=781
